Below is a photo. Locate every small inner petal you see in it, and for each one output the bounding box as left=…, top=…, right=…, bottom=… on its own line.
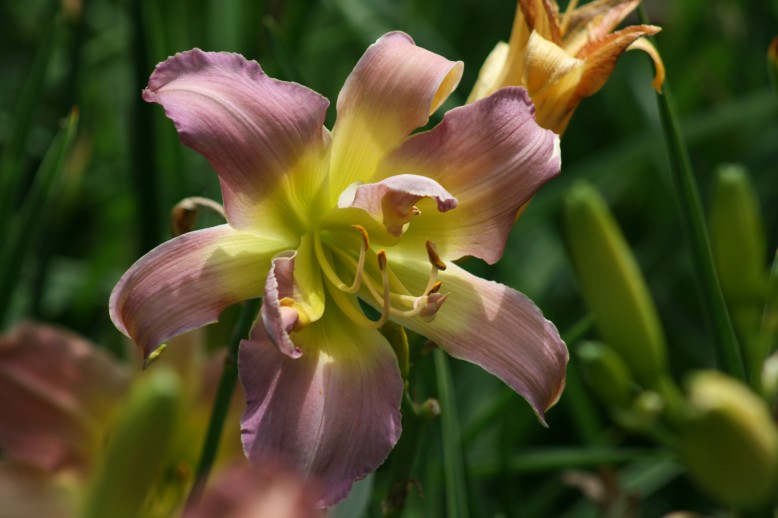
left=338, top=174, right=458, bottom=237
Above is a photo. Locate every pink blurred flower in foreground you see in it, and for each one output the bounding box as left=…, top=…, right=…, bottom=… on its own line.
left=110, top=31, right=568, bottom=506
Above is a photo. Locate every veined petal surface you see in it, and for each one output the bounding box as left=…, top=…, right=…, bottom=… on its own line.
left=378, top=87, right=560, bottom=264
left=330, top=32, right=463, bottom=196
left=389, top=261, right=568, bottom=424
left=143, top=49, right=331, bottom=238
left=239, top=304, right=403, bottom=507
left=110, top=225, right=288, bottom=359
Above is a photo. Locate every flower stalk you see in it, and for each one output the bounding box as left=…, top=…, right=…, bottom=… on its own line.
left=184, top=297, right=261, bottom=511
left=434, top=348, right=469, bottom=518
left=638, top=6, right=745, bottom=381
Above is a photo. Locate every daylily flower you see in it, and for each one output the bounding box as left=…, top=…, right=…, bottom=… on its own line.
left=110, top=31, right=568, bottom=506
left=468, top=0, right=666, bottom=134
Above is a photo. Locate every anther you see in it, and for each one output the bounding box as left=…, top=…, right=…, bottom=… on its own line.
left=425, top=240, right=446, bottom=271
left=427, top=281, right=443, bottom=295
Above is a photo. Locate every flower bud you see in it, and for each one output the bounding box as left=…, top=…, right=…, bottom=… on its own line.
left=563, top=181, right=667, bottom=386
left=83, top=367, right=182, bottom=518
left=576, top=341, right=633, bottom=408
left=681, top=371, right=778, bottom=507
left=709, top=164, right=766, bottom=374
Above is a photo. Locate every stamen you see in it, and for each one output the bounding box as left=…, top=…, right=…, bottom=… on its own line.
left=373, top=250, right=391, bottom=327
left=313, top=229, right=369, bottom=294
left=425, top=240, right=446, bottom=270
left=329, top=242, right=448, bottom=323
left=424, top=240, right=446, bottom=294
left=559, top=0, right=579, bottom=35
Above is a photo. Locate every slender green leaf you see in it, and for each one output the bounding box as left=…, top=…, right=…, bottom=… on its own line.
left=0, top=14, right=63, bottom=234
left=0, top=109, right=79, bottom=325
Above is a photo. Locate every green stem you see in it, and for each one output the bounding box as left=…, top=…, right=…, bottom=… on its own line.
left=183, top=298, right=260, bottom=511
left=434, top=348, right=469, bottom=518
left=381, top=394, right=439, bottom=517
left=639, top=6, right=745, bottom=380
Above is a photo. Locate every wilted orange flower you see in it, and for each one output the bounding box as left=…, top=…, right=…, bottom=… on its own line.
left=469, top=0, right=665, bottom=134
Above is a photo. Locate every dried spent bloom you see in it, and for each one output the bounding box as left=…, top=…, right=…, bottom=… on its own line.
left=110, top=32, right=568, bottom=506
left=469, top=0, right=666, bottom=134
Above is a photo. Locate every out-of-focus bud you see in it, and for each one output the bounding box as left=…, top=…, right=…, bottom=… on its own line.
left=709, top=164, right=767, bottom=377
left=681, top=371, right=778, bottom=508
left=83, top=367, right=182, bottom=518
left=563, top=181, right=667, bottom=387
left=768, top=37, right=778, bottom=98
left=762, top=350, right=778, bottom=401
left=576, top=341, right=633, bottom=408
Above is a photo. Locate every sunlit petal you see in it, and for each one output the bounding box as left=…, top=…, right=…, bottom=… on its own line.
left=239, top=304, right=403, bottom=507
left=330, top=32, right=463, bottom=196
left=389, top=261, right=568, bottom=424
left=110, top=225, right=288, bottom=359
left=144, top=49, right=331, bottom=237
left=378, top=87, right=560, bottom=264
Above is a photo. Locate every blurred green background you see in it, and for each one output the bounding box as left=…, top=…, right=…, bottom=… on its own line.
left=1, top=0, right=777, bottom=516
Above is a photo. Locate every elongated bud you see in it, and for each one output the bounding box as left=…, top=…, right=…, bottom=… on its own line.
left=576, top=341, right=633, bottom=408
left=681, top=371, right=778, bottom=507
left=709, top=164, right=767, bottom=377
left=563, top=181, right=667, bottom=386
left=83, top=367, right=182, bottom=518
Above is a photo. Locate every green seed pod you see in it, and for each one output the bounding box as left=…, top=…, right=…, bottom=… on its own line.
left=681, top=371, right=778, bottom=508
left=709, top=164, right=767, bottom=376
left=563, top=181, right=667, bottom=386
left=83, top=367, right=182, bottom=518
left=576, top=341, right=633, bottom=408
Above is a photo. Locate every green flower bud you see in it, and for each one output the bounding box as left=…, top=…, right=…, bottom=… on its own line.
left=709, top=164, right=767, bottom=377
left=563, top=181, right=667, bottom=386
left=681, top=371, right=778, bottom=507
left=83, top=367, right=182, bottom=518
left=576, top=341, right=633, bottom=408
